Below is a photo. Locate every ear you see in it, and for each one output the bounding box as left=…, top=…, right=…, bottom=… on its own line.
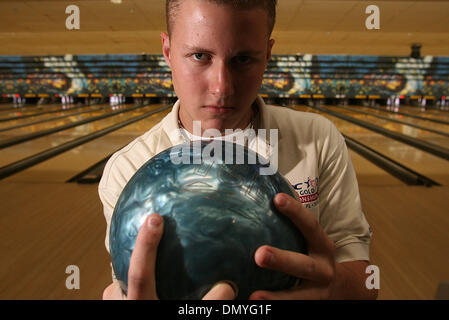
left=161, top=32, right=172, bottom=68
left=266, top=38, right=275, bottom=62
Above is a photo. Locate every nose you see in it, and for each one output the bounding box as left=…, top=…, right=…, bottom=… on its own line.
left=209, top=60, right=234, bottom=99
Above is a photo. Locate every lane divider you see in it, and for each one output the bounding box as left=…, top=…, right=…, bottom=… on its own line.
left=344, top=134, right=440, bottom=186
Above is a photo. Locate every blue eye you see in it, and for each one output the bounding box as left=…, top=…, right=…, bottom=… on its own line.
left=193, top=53, right=208, bottom=61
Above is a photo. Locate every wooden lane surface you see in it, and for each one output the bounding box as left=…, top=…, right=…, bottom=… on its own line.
left=360, top=185, right=449, bottom=300
left=348, top=150, right=404, bottom=186
left=1, top=180, right=448, bottom=299
left=0, top=104, right=112, bottom=136
left=0, top=103, right=71, bottom=119
left=344, top=105, right=449, bottom=135
left=0, top=103, right=103, bottom=129
left=3, top=106, right=170, bottom=183
left=397, top=106, right=449, bottom=121
left=0, top=104, right=162, bottom=167
left=325, top=106, right=449, bottom=149
left=0, top=182, right=111, bottom=299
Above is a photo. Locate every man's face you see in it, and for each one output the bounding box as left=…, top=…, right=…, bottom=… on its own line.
left=162, top=0, right=275, bottom=134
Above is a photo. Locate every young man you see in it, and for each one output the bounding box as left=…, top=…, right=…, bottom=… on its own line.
left=100, top=0, right=377, bottom=300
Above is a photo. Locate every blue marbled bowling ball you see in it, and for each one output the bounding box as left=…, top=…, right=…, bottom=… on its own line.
left=110, top=140, right=307, bottom=299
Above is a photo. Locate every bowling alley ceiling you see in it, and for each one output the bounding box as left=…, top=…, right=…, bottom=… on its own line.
left=1, top=0, right=448, bottom=56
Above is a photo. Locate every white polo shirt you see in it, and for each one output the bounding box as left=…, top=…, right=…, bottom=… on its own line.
left=99, top=97, right=372, bottom=269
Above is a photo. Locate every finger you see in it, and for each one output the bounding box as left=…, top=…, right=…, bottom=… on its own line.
left=249, top=284, right=329, bottom=300
left=127, top=213, right=164, bottom=300
left=274, top=193, right=333, bottom=253
left=202, top=281, right=237, bottom=300
left=255, top=245, right=334, bottom=283
left=102, top=282, right=126, bottom=300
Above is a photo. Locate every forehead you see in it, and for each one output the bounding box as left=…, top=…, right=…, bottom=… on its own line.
left=170, top=0, right=269, bottom=46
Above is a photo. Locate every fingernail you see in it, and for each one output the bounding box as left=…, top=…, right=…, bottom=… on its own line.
left=275, top=194, right=288, bottom=208
left=261, top=249, right=273, bottom=266
left=214, top=281, right=239, bottom=297
left=148, top=214, right=161, bottom=228
left=222, top=280, right=239, bottom=297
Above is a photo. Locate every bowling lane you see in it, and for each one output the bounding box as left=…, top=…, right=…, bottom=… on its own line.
left=0, top=103, right=108, bottom=131
left=341, top=105, right=449, bottom=135
left=325, top=105, right=449, bottom=149
left=292, top=105, right=449, bottom=185
left=0, top=105, right=29, bottom=112
left=0, top=102, right=39, bottom=112
left=0, top=102, right=15, bottom=109
left=4, top=106, right=171, bottom=182
left=347, top=149, right=404, bottom=186
left=4, top=104, right=404, bottom=186
left=0, top=104, right=162, bottom=167
left=0, top=103, right=73, bottom=118
left=392, top=105, right=449, bottom=121
left=0, top=104, right=132, bottom=137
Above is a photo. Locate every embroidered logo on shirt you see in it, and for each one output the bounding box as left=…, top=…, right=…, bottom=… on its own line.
left=292, top=177, right=319, bottom=208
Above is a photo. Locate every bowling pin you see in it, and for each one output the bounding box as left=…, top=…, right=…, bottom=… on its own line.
left=421, top=98, right=426, bottom=111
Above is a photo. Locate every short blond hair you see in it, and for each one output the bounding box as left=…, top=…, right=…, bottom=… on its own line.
left=166, top=0, right=277, bottom=37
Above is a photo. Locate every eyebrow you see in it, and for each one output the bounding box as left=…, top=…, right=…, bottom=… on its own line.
left=184, top=46, right=214, bottom=55
left=184, top=45, right=264, bottom=56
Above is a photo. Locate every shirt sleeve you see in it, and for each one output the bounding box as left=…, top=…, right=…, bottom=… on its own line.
left=98, top=138, right=158, bottom=295
left=98, top=183, right=118, bottom=254
left=317, top=121, right=372, bottom=263
left=98, top=155, right=125, bottom=287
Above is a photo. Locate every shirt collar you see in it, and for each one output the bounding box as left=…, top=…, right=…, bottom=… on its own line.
left=163, top=96, right=280, bottom=150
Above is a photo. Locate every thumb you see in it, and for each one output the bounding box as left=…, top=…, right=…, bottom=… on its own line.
left=127, top=213, right=164, bottom=300
left=202, top=281, right=238, bottom=300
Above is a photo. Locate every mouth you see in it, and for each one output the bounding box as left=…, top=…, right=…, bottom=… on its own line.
left=202, top=105, right=235, bottom=114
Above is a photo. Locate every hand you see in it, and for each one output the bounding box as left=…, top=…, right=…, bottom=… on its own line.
left=249, top=193, right=340, bottom=300
left=103, top=213, right=236, bottom=300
